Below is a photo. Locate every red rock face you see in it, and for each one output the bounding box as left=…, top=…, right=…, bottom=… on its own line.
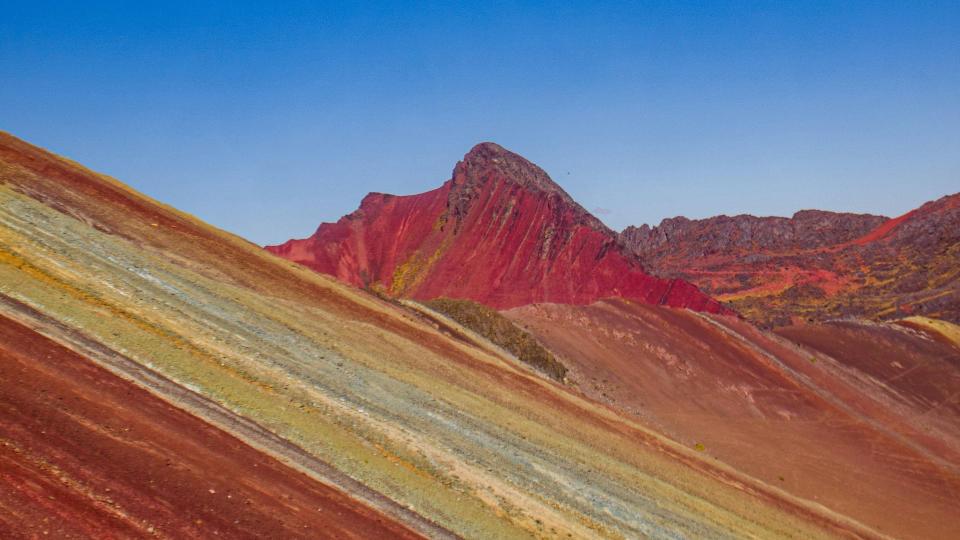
left=267, top=143, right=731, bottom=313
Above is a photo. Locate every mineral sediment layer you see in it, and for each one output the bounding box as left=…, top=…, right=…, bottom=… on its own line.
left=0, top=311, right=422, bottom=540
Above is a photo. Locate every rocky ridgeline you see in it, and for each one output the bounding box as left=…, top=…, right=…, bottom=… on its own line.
left=622, top=211, right=887, bottom=261
left=621, top=193, right=960, bottom=326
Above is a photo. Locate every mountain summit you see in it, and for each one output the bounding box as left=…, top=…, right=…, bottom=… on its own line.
left=452, top=143, right=583, bottom=209
left=267, top=143, right=731, bottom=313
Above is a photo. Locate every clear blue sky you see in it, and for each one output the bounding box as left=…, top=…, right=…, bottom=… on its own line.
left=2, top=1, right=958, bottom=244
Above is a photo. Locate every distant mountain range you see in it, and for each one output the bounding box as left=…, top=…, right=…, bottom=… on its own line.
left=622, top=193, right=960, bottom=326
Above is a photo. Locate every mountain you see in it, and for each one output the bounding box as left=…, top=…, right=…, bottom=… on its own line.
left=267, top=142, right=731, bottom=314
left=5, top=130, right=959, bottom=538
left=2, top=131, right=857, bottom=538
left=622, top=195, right=960, bottom=326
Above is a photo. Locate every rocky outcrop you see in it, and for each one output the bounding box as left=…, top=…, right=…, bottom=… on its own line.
left=623, top=210, right=887, bottom=260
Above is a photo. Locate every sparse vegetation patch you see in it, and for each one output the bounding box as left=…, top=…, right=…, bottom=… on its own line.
left=423, top=297, right=568, bottom=382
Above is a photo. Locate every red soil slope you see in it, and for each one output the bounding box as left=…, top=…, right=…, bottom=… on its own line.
left=506, top=300, right=960, bottom=540
left=622, top=193, right=960, bottom=325
left=0, top=314, right=420, bottom=540
left=850, top=210, right=913, bottom=245
left=267, top=142, right=730, bottom=313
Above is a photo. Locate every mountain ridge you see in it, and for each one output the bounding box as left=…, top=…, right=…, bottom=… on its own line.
left=621, top=193, right=960, bottom=325
left=623, top=209, right=889, bottom=256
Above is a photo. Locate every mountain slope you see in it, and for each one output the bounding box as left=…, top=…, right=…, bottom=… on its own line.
left=0, top=309, right=422, bottom=540
left=267, top=142, right=730, bottom=313
left=1, top=131, right=853, bottom=538
left=622, top=195, right=960, bottom=326
left=506, top=299, right=960, bottom=539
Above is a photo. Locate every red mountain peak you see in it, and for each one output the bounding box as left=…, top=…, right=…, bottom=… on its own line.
left=455, top=142, right=571, bottom=200
left=266, top=143, right=732, bottom=314
left=448, top=142, right=607, bottom=234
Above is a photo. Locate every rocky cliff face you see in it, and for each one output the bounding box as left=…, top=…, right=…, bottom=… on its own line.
left=504, top=299, right=960, bottom=540
left=621, top=195, right=960, bottom=326
left=623, top=210, right=887, bottom=259
left=267, top=143, right=730, bottom=313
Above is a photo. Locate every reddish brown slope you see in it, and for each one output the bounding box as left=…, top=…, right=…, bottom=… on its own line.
left=622, top=193, right=960, bottom=326
left=777, top=320, right=960, bottom=428
left=0, top=314, right=421, bottom=540
left=267, top=143, right=730, bottom=313
left=505, top=300, right=960, bottom=540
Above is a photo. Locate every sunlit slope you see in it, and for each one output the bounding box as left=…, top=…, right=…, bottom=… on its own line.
left=0, top=312, right=422, bottom=539
left=506, top=300, right=960, bottom=539
left=900, top=316, right=960, bottom=348
left=0, top=131, right=866, bottom=538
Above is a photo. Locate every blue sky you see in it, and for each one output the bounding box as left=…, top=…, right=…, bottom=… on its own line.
left=2, top=1, right=958, bottom=244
